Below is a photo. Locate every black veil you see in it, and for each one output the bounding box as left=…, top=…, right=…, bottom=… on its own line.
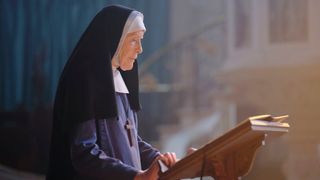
left=47, top=5, right=142, bottom=179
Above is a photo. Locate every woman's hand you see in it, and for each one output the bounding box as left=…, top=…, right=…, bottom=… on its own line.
left=186, top=147, right=197, bottom=155
left=134, top=152, right=177, bottom=180
left=159, top=152, right=177, bottom=168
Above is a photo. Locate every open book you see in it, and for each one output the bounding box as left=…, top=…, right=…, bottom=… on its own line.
left=247, top=114, right=288, bottom=122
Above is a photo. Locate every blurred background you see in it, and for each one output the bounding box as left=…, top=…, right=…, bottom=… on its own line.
left=1, top=0, right=320, bottom=179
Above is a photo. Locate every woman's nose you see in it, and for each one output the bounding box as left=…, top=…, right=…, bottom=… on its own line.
left=137, top=41, right=143, bottom=54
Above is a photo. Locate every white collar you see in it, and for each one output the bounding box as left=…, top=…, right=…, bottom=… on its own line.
left=113, top=69, right=129, bottom=94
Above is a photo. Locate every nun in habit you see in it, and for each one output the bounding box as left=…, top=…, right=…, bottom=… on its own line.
left=46, top=5, right=176, bottom=180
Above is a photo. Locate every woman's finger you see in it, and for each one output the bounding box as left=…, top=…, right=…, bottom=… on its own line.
left=164, top=152, right=176, bottom=167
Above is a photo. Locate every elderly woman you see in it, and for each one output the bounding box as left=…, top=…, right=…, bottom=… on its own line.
left=46, top=5, right=176, bottom=180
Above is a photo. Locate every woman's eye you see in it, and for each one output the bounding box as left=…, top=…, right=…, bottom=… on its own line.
left=130, top=40, right=138, bottom=45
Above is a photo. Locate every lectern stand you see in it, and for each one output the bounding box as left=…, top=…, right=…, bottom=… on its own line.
left=159, top=115, right=290, bottom=180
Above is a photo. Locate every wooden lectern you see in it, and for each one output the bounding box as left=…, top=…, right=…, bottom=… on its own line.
left=159, top=115, right=290, bottom=180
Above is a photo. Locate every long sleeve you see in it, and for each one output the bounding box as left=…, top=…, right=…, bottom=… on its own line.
left=137, top=135, right=160, bottom=170
left=70, top=119, right=138, bottom=180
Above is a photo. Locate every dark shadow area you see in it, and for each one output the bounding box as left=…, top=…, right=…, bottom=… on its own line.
left=0, top=106, right=52, bottom=174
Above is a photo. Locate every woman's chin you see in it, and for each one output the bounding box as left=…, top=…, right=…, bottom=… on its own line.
left=120, top=65, right=134, bottom=71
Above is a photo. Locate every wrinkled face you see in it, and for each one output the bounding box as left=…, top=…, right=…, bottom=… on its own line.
left=118, top=30, right=144, bottom=71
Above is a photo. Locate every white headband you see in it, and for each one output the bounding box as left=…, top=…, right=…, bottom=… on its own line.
left=127, top=13, right=146, bottom=33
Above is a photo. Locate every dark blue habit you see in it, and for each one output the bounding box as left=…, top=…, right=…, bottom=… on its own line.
left=70, top=93, right=159, bottom=179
